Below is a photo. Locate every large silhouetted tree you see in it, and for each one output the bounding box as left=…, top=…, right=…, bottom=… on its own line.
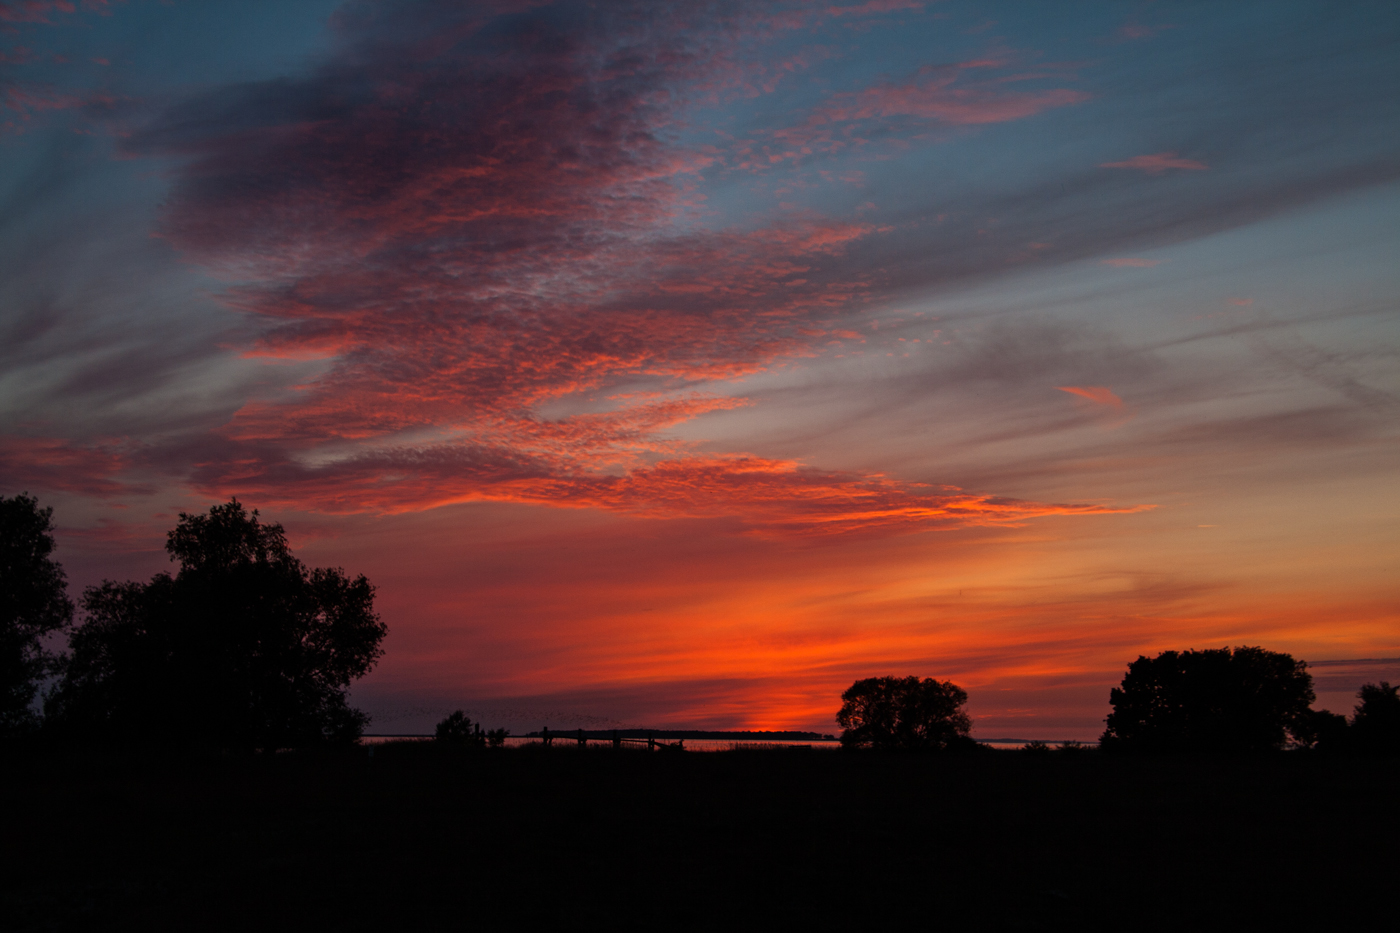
left=1, top=494, right=74, bottom=736
left=46, top=499, right=386, bottom=750
left=1100, top=646, right=1314, bottom=753
left=836, top=675, right=975, bottom=750
left=1350, top=681, right=1400, bottom=755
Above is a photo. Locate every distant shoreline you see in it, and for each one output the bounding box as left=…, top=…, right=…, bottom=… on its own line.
left=362, top=729, right=840, bottom=741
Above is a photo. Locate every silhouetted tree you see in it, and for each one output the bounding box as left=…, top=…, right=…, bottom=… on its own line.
left=1350, top=681, right=1400, bottom=755
left=836, top=675, right=975, bottom=750
left=46, top=499, right=386, bottom=750
left=435, top=710, right=485, bottom=747
left=1100, top=646, right=1314, bottom=753
left=1, top=494, right=74, bottom=736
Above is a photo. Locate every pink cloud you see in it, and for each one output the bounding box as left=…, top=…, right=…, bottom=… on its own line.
left=1099, top=258, right=1161, bottom=268
left=1116, top=23, right=1172, bottom=40
left=1229, top=298, right=1254, bottom=306
left=826, top=0, right=923, bottom=16
left=1055, top=386, right=1125, bottom=409
left=0, top=436, right=140, bottom=497
left=824, top=80, right=1087, bottom=126
left=0, top=0, right=109, bottom=24
left=0, top=1, right=71, bottom=23
left=1100, top=151, right=1208, bottom=174
left=113, top=1, right=1138, bottom=538
left=1, top=84, right=116, bottom=134
left=740, top=59, right=1088, bottom=170
left=189, top=446, right=1144, bottom=535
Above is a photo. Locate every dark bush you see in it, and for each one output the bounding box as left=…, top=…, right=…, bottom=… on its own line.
left=1293, top=707, right=1349, bottom=752
left=434, top=710, right=485, bottom=747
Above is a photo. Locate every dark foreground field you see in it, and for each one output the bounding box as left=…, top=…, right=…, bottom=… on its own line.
left=3, top=744, right=1395, bottom=931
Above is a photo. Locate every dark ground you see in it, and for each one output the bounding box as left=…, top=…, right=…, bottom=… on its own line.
left=2, top=744, right=1395, bottom=931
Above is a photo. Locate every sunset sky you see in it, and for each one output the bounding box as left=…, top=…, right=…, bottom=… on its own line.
left=3, top=0, right=1397, bottom=738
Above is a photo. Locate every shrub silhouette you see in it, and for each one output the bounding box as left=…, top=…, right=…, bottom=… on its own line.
left=1293, top=707, right=1349, bottom=752
left=46, top=499, right=385, bottom=750
left=1351, top=681, right=1400, bottom=755
left=836, top=675, right=975, bottom=750
left=1100, top=646, right=1314, bottom=753
left=1, top=494, right=74, bottom=736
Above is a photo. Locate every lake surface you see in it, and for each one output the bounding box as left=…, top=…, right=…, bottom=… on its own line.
left=360, top=735, right=1081, bottom=751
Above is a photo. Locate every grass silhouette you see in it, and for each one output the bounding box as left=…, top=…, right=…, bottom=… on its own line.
left=3, top=743, right=1394, bottom=930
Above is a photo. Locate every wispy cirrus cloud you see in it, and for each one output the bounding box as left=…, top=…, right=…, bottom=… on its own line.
left=744, top=58, right=1088, bottom=168
left=1100, top=151, right=1208, bottom=173
left=1055, top=386, right=1125, bottom=410
left=184, top=441, right=1141, bottom=533
left=826, top=0, right=924, bottom=18
left=0, top=2, right=88, bottom=25
left=1100, top=257, right=1161, bottom=267
left=1, top=0, right=122, bottom=134
left=814, top=63, right=1087, bottom=125
left=2, top=83, right=110, bottom=116
left=0, top=435, right=140, bottom=496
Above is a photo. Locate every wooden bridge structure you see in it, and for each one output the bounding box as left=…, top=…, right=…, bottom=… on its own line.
left=536, top=728, right=683, bottom=750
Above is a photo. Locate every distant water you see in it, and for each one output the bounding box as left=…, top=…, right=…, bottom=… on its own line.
left=360, top=736, right=1082, bottom=751
left=504, top=736, right=840, bottom=751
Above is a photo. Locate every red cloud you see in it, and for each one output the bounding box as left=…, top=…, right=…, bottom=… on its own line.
left=819, top=75, right=1087, bottom=126
left=749, top=60, right=1088, bottom=167
left=189, top=445, right=1144, bottom=535
left=1055, top=386, right=1125, bottom=409
left=826, top=0, right=923, bottom=16
left=1100, top=152, right=1208, bottom=174
left=0, top=0, right=109, bottom=24
left=0, top=1, right=72, bottom=23
left=0, top=436, right=138, bottom=497
left=1099, top=257, right=1161, bottom=268
left=118, top=1, right=1138, bottom=536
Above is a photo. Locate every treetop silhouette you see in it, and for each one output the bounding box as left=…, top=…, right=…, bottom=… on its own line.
left=1, top=494, right=74, bottom=736
left=1100, top=646, right=1314, bottom=753
left=46, top=499, right=386, bottom=750
left=1350, top=681, right=1400, bottom=755
left=836, top=675, right=976, bottom=751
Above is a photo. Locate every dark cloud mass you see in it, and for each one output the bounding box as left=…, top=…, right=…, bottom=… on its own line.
left=93, top=0, right=1132, bottom=532
left=3, top=0, right=1396, bottom=538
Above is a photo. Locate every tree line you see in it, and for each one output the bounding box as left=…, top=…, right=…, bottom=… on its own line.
left=835, top=653, right=1398, bottom=754
left=3, top=492, right=1397, bottom=755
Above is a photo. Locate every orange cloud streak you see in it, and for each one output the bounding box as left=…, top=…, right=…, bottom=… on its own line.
left=1055, top=386, right=1125, bottom=409
left=194, top=449, right=1145, bottom=535
left=1099, top=257, right=1161, bottom=267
